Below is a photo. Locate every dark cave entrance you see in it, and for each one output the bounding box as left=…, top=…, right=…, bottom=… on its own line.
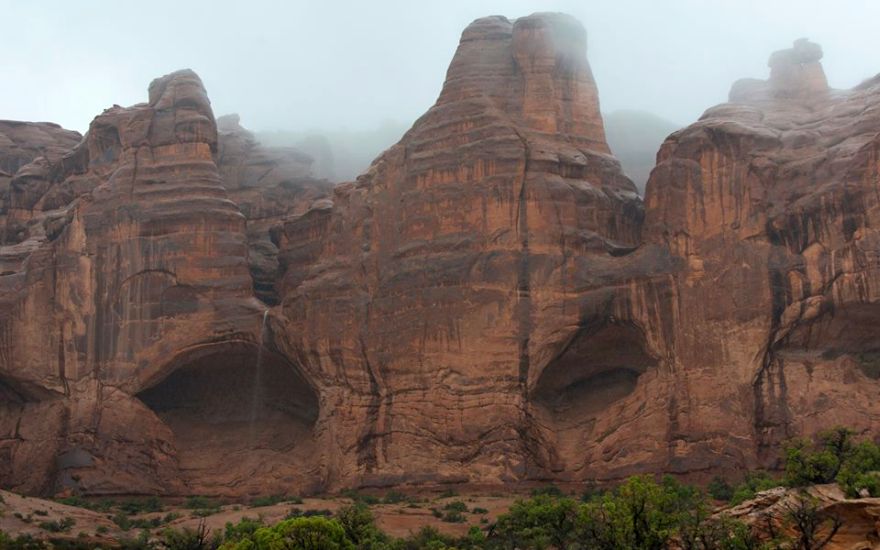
left=531, top=321, right=657, bottom=467
left=534, top=322, right=656, bottom=416
left=0, top=374, right=53, bottom=410
left=135, top=345, right=319, bottom=492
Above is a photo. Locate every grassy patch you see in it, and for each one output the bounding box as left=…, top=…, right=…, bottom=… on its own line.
left=38, top=517, right=75, bottom=533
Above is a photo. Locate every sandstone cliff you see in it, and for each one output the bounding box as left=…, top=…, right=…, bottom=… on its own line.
left=644, top=39, right=880, bottom=471
left=1, top=22, right=879, bottom=498
left=0, top=72, right=330, bottom=496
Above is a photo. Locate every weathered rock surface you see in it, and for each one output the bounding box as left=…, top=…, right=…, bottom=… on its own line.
left=215, top=113, right=331, bottom=304
left=0, top=72, right=330, bottom=496
left=0, top=120, right=81, bottom=245
left=728, top=485, right=880, bottom=549
left=644, top=39, right=880, bottom=471
left=1, top=23, right=879, bottom=498
left=276, top=12, right=664, bottom=488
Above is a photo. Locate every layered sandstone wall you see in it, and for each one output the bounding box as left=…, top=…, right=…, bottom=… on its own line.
left=0, top=72, right=331, bottom=495
left=645, top=40, right=880, bottom=468
left=1, top=21, right=879, bottom=498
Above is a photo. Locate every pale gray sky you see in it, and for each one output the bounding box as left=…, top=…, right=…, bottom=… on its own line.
left=2, top=0, right=879, bottom=133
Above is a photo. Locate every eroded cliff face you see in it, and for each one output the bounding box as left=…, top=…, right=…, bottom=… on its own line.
left=1, top=21, right=878, bottom=498
left=0, top=72, right=331, bottom=496
left=645, top=39, right=880, bottom=470
left=276, top=13, right=677, bottom=487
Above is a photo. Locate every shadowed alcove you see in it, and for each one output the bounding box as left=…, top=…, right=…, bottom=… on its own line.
left=0, top=374, right=55, bottom=409
left=135, top=342, right=319, bottom=492
left=780, top=303, right=880, bottom=368
left=531, top=321, right=657, bottom=469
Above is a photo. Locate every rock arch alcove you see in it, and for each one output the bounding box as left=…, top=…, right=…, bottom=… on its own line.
left=529, top=320, right=658, bottom=473
left=135, top=341, right=321, bottom=495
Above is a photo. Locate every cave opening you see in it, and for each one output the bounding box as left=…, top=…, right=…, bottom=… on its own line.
left=531, top=321, right=657, bottom=469
left=534, top=322, right=656, bottom=416
left=135, top=344, right=319, bottom=492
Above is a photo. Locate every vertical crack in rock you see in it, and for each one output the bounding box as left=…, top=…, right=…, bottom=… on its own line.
left=3, top=23, right=880, bottom=496
left=512, top=128, right=532, bottom=389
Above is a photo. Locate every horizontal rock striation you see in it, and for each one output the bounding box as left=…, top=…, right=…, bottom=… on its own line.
left=0, top=71, right=331, bottom=496
left=1, top=25, right=879, bottom=498
left=645, top=39, right=880, bottom=471
left=276, top=12, right=669, bottom=488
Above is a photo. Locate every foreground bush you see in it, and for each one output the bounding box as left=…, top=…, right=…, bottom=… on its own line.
left=218, top=516, right=353, bottom=550
left=785, top=427, right=880, bottom=497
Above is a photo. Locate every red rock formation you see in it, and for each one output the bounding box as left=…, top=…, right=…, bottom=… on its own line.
left=215, top=113, right=331, bottom=304
left=728, top=484, right=880, bottom=549
left=0, top=120, right=80, bottom=177
left=0, top=121, right=81, bottom=246
left=277, top=12, right=651, bottom=488
left=644, top=39, right=880, bottom=471
left=2, top=22, right=879, bottom=499
left=0, top=71, right=330, bottom=496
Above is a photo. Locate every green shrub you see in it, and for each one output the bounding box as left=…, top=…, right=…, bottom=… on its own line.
left=55, top=496, right=90, bottom=510
left=340, top=490, right=380, bottom=506
left=729, top=471, right=781, bottom=505
left=784, top=427, right=880, bottom=497
left=856, top=350, right=880, bottom=379
left=471, top=507, right=489, bottom=515
left=785, top=427, right=856, bottom=486
left=38, top=517, right=75, bottom=533
left=116, top=529, right=154, bottom=550
left=118, top=497, right=163, bottom=515
left=838, top=439, right=880, bottom=497
left=163, top=512, right=181, bottom=524
left=398, top=525, right=457, bottom=549
left=183, top=496, right=218, bottom=510
left=336, top=503, right=391, bottom=548
left=493, top=494, right=579, bottom=549
left=13, top=512, right=33, bottom=523
left=707, top=476, right=734, bottom=501
left=222, top=517, right=264, bottom=543
left=580, top=475, right=693, bottom=549
left=531, top=484, right=564, bottom=497
left=438, top=488, right=458, bottom=499
left=382, top=490, right=408, bottom=504
left=678, top=512, right=762, bottom=550
left=161, top=520, right=221, bottom=550
left=249, top=494, right=294, bottom=507
left=580, top=482, right=606, bottom=503
left=0, top=531, right=48, bottom=549
left=219, top=516, right=353, bottom=550
left=442, top=500, right=468, bottom=513
left=285, top=507, right=333, bottom=520
left=112, top=512, right=133, bottom=531
left=441, top=510, right=466, bottom=523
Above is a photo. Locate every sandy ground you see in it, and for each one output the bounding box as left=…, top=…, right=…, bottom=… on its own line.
left=0, top=489, right=521, bottom=545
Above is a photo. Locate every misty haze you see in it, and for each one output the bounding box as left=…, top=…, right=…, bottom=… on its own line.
left=2, top=1, right=880, bottom=548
